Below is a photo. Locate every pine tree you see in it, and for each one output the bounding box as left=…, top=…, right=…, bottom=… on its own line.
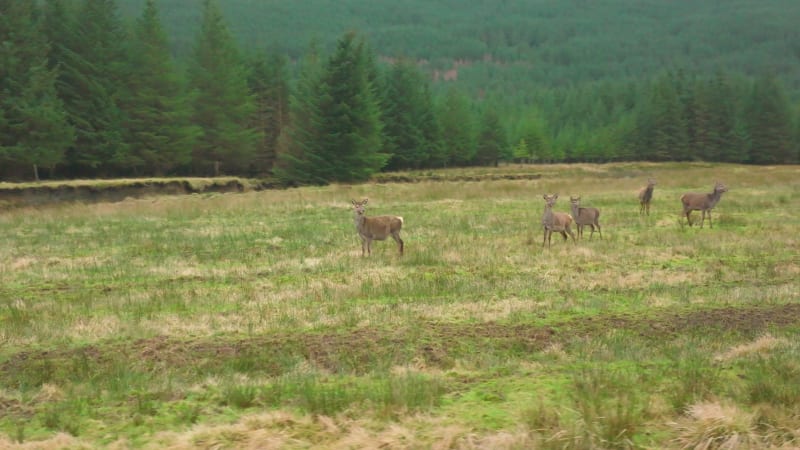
left=120, top=0, right=199, bottom=176
left=315, top=31, right=387, bottom=182
left=745, top=75, right=795, bottom=164
left=0, top=0, right=72, bottom=180
left=188, top=0, right=259, bottom=176
left=247, top=51, right=290, bottom=175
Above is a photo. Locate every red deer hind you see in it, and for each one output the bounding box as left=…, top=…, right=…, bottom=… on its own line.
left=351, top=198, right=404, bottom=256
left=541, top=194, right=576, bottom=248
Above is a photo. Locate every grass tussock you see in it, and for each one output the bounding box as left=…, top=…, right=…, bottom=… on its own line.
left=670, top=401, right=764, bottom=450
left=714, top=335, right=789, bottom=362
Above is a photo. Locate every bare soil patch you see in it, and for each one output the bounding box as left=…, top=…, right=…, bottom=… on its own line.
left=2, top=304, right=799, bottom=384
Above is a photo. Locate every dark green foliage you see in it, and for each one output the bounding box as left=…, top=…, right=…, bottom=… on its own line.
left=187, top=0, right=259, bottom=176
left=113, top=0, right=800, bottom=91
left=474, top=106, right=508, bottom=166
left=119, top=0, right=199, bottom=176
left=317, top=32, right=387, bottom=181
left=1, top=1, right=799, bottom=180
left=437, top=88, right=476, bottom=167
left=745, top=75, right=796, bottom=164
left=635, top=73, right=689, bottom=161
left=273, top=43, right=329, bottom=185
left=247, top=51, right=290, bottom=175
left=276, top=32, right=388, bottom=185
left=0, top=0, right=73, bottom=180
left=381, top=59, right=443, bottom=170
left=55, top=0, right=129, bottom=176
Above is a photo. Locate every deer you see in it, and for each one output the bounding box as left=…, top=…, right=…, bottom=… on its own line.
left=351, top=198, right=404, bottom=256
left=680, top=181, right=728, bottom=228
left=541, top=194, right=576, bottom=248
left=638, top=178, right=656, bottom=216
left=569, top=196, right=602, bottom=240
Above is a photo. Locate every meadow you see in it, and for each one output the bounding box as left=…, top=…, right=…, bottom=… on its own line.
left=0, top=163, right=798, bottom=449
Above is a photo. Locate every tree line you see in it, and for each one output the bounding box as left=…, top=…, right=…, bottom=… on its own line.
left=1, top=0, right=798, bottom=183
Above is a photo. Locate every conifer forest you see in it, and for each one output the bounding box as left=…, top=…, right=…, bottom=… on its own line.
left=1, top=0, right=799, bottom=182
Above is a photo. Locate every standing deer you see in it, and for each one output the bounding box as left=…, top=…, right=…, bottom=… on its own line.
left=569, top=196, right=602, bottom=240
left=680, top=182, right=728, bottom=228
left=638, top=178, right=656, bottom=216
left=541, top=194, right=576, bottom=248
left=351, top=198, right=404, bottom=256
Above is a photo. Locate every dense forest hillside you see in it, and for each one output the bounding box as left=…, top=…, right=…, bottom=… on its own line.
left=1, top=0, right=798, bottom=181
left=115, top=0, right=800, bottom=94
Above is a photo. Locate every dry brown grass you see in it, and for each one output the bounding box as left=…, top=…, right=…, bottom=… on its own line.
left=670, top=401, right=764, bottom=449
left=714, top=335, right=790, bottom=362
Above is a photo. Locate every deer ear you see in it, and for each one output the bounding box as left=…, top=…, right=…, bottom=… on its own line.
left=351, top=199, right=357, bottom=205
left=363, top=198, right=369, bottom=204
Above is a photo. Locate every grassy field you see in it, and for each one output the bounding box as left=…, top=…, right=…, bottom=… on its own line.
left=1, top=163, right=798, bottom=449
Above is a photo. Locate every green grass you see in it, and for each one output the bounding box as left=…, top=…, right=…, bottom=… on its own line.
left=1, top=163, right=799, bottom=448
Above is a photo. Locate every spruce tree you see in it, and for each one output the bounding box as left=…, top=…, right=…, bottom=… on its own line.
left=0, top=0, right=72, bottom=180
left=188, top=0, right=259, bottom=176
left=381, top=59, right=441, bottom=170
left=120, top=0, right=199, bottom=176
left=437, top=88, right=476, bottom=167
left=636, top=74, right=689, bottom=161
left=687, top=80, right=714, bottom=160
left=315, top=31, right=387, bottom=182
left=474, top=106, right=508, bottom=167
left=706, top=73, right=739, bottom=162
left=274, top=42, right=326, bottom=185
left=247, top=51, right=290, bottom=175
left=745, top=75, right=795, bottom=164
left=56, top=0, right=128, bottom=176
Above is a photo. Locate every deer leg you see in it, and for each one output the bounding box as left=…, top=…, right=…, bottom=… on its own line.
left=707, top=210, right=712, bottom=229
left=391, top=232, right=404, bottom=255
left=566, top=226, right=576, bottom=243
left=596, top=223, right=602, bottom=239
left=700, top=210, right=706, bottom=228
left=685, top=210, right=693, bottom=227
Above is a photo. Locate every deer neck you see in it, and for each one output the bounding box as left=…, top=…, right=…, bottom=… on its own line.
left=709, top=190, right=724, bottom=207
left=542, top=206, right=555, bottom=228
left=570, top=203, right=579, bottom=218
left=354, top=212, right=367, bottom=230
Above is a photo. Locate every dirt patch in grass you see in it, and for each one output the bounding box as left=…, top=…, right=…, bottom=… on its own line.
left=2, top=304, right=799, bottom=385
